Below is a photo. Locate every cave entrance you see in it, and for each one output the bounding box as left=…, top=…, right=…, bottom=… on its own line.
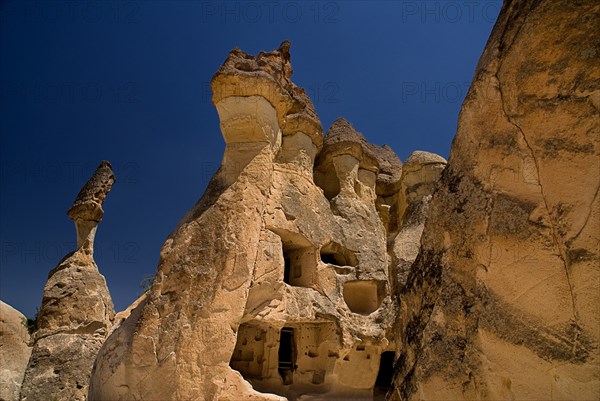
left=320, top=252, right=340, bottom=266
left=281, top=241, right=314, bottom=287
left=270, top=228, right=316, bottom=288
left=278, top=327, right=296, bottom=385
left=374, top=351, right=395, bottom=398
left=343, top=280, right=384, bottom=315
left=320, top=241, right=357, bottom=267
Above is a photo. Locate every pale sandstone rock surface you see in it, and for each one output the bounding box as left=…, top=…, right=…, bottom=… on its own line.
left=390, top=1, right=600, bottom=400
left=0, top=302, right=32, bottom=401
left=88, top=42, right=442, bottom=401
left=20, top=162, right=116, bottom=401
left=391, top=151, right=447, bottom=293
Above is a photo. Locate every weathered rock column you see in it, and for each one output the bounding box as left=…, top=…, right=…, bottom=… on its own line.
left=20, top=161, right=115, bottom=401
left=67, top=160, right=115, bottom=253
left=391, top=151, right=447, bottom=293
left=88, top=43, right=301, bottom=401
left=89, top=41, right=442, bottom=401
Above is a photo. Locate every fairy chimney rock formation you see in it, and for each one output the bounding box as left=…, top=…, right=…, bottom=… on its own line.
left=67, top=160, right=115, bottom=253
left=210, top=40, right=322, bottom=184
left=0, top=302, right=32, bottom=401
left=391, top=151, right=447, bottom=293
left=19, top=162, right=116, bottom=401
left=12, top=3, right=599, bottom=399
left=88, top=41, right=448, bottom=401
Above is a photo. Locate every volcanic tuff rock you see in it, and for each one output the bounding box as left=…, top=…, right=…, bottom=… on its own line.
left=391, top=151, right=447, bottom=293
left=0, top=302, right=32, bottom=401
left=390, top=1, right=600, bottom=400
left=67, top=160, right=116, bottom=254
left=19, top=162, right=116, bottom=401
left=11, top=3, right=598, bottom=398
left=88, top=42, right=444, bottom=401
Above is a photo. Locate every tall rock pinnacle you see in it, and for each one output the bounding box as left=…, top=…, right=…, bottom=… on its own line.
left=20, top=162, right=116, bottom=401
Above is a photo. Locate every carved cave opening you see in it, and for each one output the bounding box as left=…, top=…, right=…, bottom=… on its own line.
left=342, top=280, right=385, bottom=315
left=374, top=351, right=395, bottom=397
left=280, top=238, right=315, bottom=288
left=278, top=327, right=296, bottom=385
left=231, top=322, right=340, bottom=398
left=320, top=241, right=357, bottom=267
left=230, top=324, right=267, bottom=379
left=283, top=252, right=292, bottom=284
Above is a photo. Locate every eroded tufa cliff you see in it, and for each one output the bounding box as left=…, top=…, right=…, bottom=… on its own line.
left=390, top=1, right=600, bottom=400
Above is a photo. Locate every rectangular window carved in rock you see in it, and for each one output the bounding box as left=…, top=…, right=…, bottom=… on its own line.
left=280, top=241, right=315, bottom=287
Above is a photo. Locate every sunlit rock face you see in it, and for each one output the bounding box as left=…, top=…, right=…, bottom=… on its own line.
left=19, top=162, right=115, bottom=401
left=0, top=302, right=32, bottom=401
left=391, top=151, right=447, bottom=295
left=88, top=42, right=444, bottom=401
left=390, top=1, right=600, bottom=400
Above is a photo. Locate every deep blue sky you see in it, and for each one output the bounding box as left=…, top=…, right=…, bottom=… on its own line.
left=0, top=1, right=501, bottom=318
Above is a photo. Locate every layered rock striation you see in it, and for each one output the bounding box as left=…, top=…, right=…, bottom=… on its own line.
left=390, top=1, right=600, bottom=400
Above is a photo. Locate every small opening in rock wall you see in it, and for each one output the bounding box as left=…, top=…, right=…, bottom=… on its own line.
left=314, top=167, right=341, bottom=201
left=278, top=327, right=296, bottom=385
left=280, top=240, right=314, bottom=287
left=374, top=351, right=395, bottom=397
left=320, top=252, right=341, bottom=265
left=320, top=242, right=357, bottom=267
left=271, top=229, right=315, bottom=288
left=343, top=280, right=384, bottom=315
left=283, top=254, right=291, bottom=284
left=282, top=243, right=314, bottom=287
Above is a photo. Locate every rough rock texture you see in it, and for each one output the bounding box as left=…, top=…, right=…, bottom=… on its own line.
left=391, top=1, right=600, bottom=400
left=67, top=161, right=115, bottom=223
left=314, top=118, right=407, bottom=237
left=89, top=42, right=444, bottom=401
left=67, top=161, right=116, bottom=253
left=391, top=152, right=447, bottom=294
left=373, top=144, right=404, bottom=235
left=0, top=302, right=32, bottom=401
left=20, top=163, right=116, bottom=401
